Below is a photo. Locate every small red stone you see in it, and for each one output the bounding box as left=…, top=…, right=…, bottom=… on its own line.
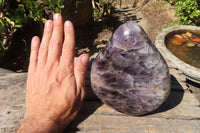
left=174, top=34, right=187, bottom=43
left=192, top=38, right=200, bottom=43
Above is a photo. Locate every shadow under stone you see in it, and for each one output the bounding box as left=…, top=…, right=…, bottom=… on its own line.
left=147, top=74, right=184, bottom=115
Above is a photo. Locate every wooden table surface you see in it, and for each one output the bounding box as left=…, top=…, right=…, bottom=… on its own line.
left=0, top=59, right=200, bottom=133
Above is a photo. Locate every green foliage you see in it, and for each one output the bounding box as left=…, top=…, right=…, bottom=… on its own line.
left=164, top=0, right=200, bottom=26
left=175, top=0, right=200, bottom=25
left=0, top=0, right=65, bottom=56
left=23, top=0, right=45, bottom=22
left=92, top=0, right=116, bottom=21
left=42, top=0, right=65, bottom=13
left=0, top=0, right=5, bottom=8
left=7, top=5, right=28, bottom=27
left=0, top=0, right=27, bottom=53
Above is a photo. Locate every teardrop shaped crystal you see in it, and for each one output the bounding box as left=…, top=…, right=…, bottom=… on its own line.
left=91, top=22, right=170, bottom=116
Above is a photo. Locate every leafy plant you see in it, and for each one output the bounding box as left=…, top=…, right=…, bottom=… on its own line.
left=0, top=0, right=28, bottom=54
left=92, top=0, right=116, bottom=21
left=163, top=0, right=200, bottom=26
left=23, top=0, right=45, bottom=22
left=42, top=0, right=65, bottom=13
left=0, top=0, right=65, bottom=56
left=175, top=0, right=200, bottom=25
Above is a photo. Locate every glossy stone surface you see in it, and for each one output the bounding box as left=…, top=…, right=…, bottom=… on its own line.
left=90, top=22, right=171, bottom=116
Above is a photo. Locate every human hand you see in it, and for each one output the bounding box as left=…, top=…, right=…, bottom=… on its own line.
left=18, top=13, right=89, bottom=132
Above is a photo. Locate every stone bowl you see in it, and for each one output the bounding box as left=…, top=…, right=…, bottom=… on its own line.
left=155, top=25, right=200, bottom=84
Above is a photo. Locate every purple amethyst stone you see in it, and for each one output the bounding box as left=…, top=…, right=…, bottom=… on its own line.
left=90, top=22, right=170, bottom=116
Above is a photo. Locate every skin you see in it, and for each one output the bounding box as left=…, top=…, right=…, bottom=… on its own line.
left=17, top=13, right=89, bottom=133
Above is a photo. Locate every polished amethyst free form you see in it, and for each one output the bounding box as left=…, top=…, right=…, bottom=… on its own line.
left=90, top=22, right=170, bottom=116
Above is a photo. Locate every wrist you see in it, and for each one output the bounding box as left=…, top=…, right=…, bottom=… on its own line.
left=17, top=117, right=62, bottom=133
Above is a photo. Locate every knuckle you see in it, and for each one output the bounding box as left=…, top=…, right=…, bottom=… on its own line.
left=39, top=46, right=48, bottom=53
left=63, top=40, right=74, bottom=50
left=50, top=37, right=62, bottom=46
left=75, top=65, right=86, bottom=74
left=30, top=56, right=38, bottom=63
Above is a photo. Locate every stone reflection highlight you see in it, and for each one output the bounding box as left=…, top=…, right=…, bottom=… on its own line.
left=91, top=22, right=171, bottom=116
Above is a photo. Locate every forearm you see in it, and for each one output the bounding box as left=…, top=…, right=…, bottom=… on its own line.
left=17, top=118, right=61, bottom=133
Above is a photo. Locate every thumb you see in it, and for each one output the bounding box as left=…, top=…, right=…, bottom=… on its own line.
left=74, top=54, right=89, bottom=95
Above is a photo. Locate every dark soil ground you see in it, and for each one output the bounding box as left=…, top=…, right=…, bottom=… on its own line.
left=0, top=0, right=177, bottom=72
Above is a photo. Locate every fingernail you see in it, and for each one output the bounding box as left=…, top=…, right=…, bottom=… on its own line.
left=81, top=54, right=89, bottom=65
left=31, top=36, right=39, bottom=48
left=45, top=20, right=52, bottom=27
left=31, top=36, right=37, bottom=44
left=65, top=21, right=72, bottom=27
left=54, top=13, right=61, bottom=20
